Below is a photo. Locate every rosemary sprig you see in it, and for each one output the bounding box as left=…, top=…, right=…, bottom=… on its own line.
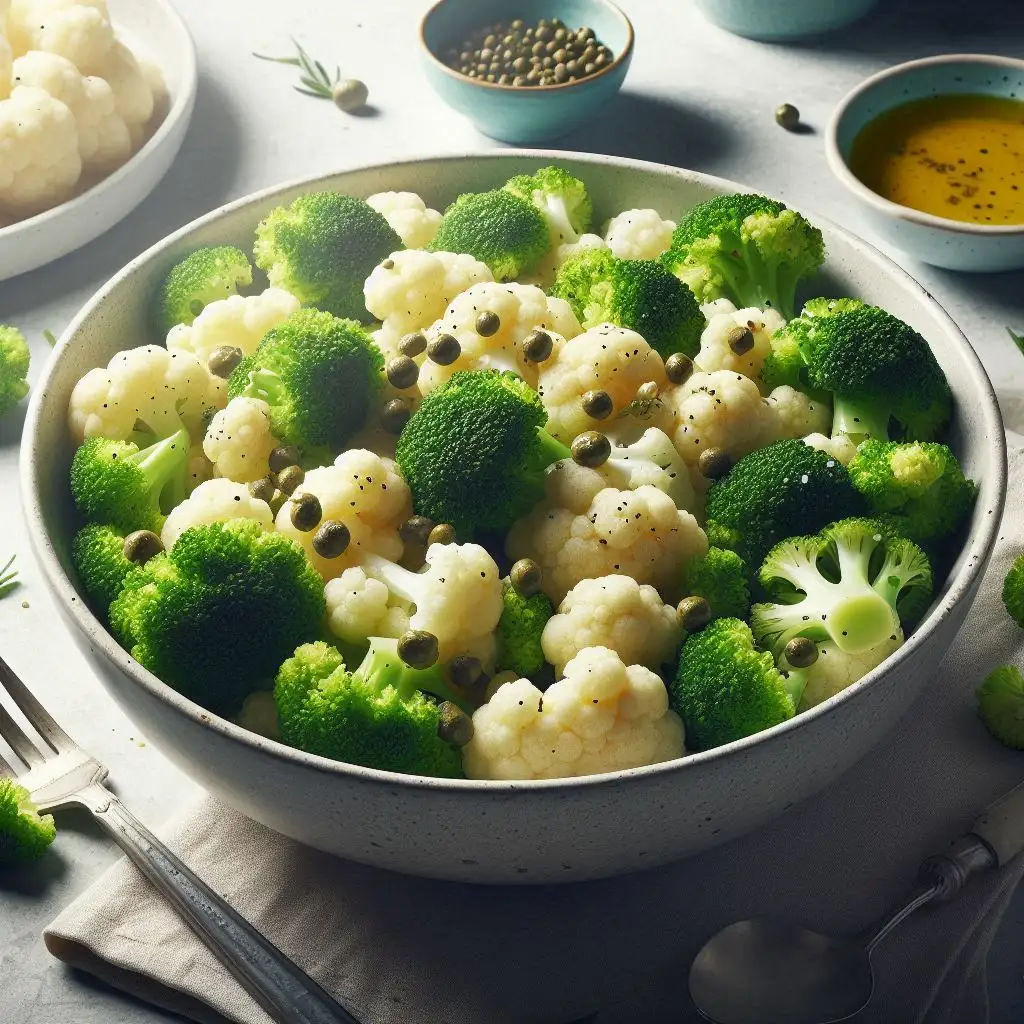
left=44, top=329, right=58, bottom=347
left=1008, top=327, right=1024, bottom=356
left=0, top=554, right=19, bottom=599
left=253, top=39, right=341, bottom=99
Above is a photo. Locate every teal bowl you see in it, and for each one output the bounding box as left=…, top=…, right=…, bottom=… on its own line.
left=419, top=0, right=633, bottom=144
left=695, top=0, right=878, bottom=40
left=827, top=54, right=1024, bottom=273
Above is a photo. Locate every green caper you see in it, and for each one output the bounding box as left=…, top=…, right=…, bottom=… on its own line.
left=312, top=520, right=351, bottom=559
left=677, top=596, right=712, bottom=632
left=289, top=492, right=322, bottom=532
left=380, top=398, right=411, bottom=434
left=775, top=103, right=801, bottom=131
left=426, top=333, right=461, bottom=366
left=386, top=355, right=420, bottom=390
left=275, top=464, right=305, bottom=495
left=521, top=328, right=553, bottom=362
left=332, top=78, right=369, bottom=113
left=437, top=701, right=474, bottom=746
left=697, top=447, right=733, bottom=480
left=398, top=629, right=439, bottom=669
left=268, top=445, right=301, bottom=474
left=665, top=353, right=694, bottom=386
left=581, top=389, right=613, bottom=420
left=268, top=489, right=288, bottom=517
left=571, top=430, right=612, bottom=468
left=509, top=558, right=543, bottom=598
left=399, top=515, right=435, bottom=546
left=726, top=325, right=756, bottom=356
left=207, top=345, right=244, bottom=380
left=476, top=310, right=501, bottom=337
left=784, top=636, right=819, bottom=668
left=248, top=476, right=276, bottom=504
left=428, top=523, right=456, bottom=546
left=449, top=655, right=485, bottom=690
left=399, top=331, right=427, bottom=357
left=380, top=258, right=395, bottom=271
left=123, top=530, right=164, bottom=565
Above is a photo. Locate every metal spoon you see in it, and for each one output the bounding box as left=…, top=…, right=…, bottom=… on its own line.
left=690, top=779, right=1024, bottom=1024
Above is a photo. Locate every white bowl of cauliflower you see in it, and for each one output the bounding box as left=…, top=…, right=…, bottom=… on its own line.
left=22, top=152, right=1005, bottom=883
left=0, top=0, right=194, bottom=280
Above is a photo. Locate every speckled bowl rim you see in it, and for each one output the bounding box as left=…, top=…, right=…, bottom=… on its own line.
left=0, top=0, right=198, bottom=246
left=418, top=0, right=634, bottom=94
left=21, top=150, right=1007, bottom=795
left=825, top=53, right=1024, bottom=236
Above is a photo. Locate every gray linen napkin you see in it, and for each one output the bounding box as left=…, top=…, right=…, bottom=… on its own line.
left=44, top=446, right=1024, bottom=1024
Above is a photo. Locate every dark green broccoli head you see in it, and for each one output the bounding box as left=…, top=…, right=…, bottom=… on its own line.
left=1002, top=554, right=1024, bottom=629
left=254, top=192, right=401, bottom=321
left=669, top=617, right=795, bottom=751
left=502, top=165, right=593, bottom=243
left=661, top=193, right=825, bottom=320
left=395, top=370, right=571, bottom=537
left=0, top=778, right=56, bottom=867
left=274, top=639, right=464, bottom=777
left=496, top=578, right=554, bottom=678
left=429, top=189, right=550, bottom=281
left=976, top=665, right=1024, bottom=750
left=551, top=248, right=704, bottom=358
left=152, top=246, right=253, bottom=337
left=229, top=309, right=384, bottom=464
left=109, top=520, right=325, bottom=717
left=847, top=439, right=976, bottom=545
left=705, top=439, right=866, bottom=570
left=0, top=325, right=30, bottom=418
left=72, top=523, right=134, bottom=616
left=682, top=547, right=750, bottom=621
left=764, top=298, right=952, bottom=443
left=70, top=429, right=190, bottom=534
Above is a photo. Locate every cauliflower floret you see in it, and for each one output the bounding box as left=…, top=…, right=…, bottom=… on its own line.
left=8, top=0, right=114, bottom=72
left=363, top=249, right=493, bottom=342
left=365, top=191, right=443, bottom=250
left=11, top=51, right=130, bottom=170
left=603, top=209, right=676, bottom=261
left=542, top=575, right=681, bottom=677
left=275, top=450, right=412, bottom=580
left=186, top=442, right=213, bottom=494
left=507, top=483, right=708, bottom=605
left=418, top=281, right=581, bottom=394
left=0, top=36, right=13, bottom=100
left=536, top=324, right=669, bottom=444
left=522, top=232, right=607, bottom=289
left=463, top=646, right=685, bottom=780
left=695, top=306, right=786, bottom=382
left=202, top=397, right=279, bottom=484
left=765, top=384, right=830, bottom=440
left=324, top=566, right=412, bottom=647
left=68, top=345, right=226, bottom=444
left=661, top=370, right=776, bottom=468
left=803, top=432, right=860, bottom=466
left=791, top=633, right=902, bottom=711
left=166, top=287, right=300, bottom=364
left=0, top=86, right=81, bottom=213
left=235, top=690, right=279, bottom=741
left=96, top=40, right=152, bottom=130
left=700, top=297, right=738, bottom=320
left=160, top=478, right=274, bottom=550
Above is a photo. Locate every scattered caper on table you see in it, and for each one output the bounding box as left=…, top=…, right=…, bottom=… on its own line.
left=775, top=103, right=801, bottom=131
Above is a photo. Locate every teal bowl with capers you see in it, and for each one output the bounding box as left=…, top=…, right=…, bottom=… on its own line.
left=419, top=0, right=634, bottom=144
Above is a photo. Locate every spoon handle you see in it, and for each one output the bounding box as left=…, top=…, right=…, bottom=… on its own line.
left=970, top=779, right=1024, bottom=866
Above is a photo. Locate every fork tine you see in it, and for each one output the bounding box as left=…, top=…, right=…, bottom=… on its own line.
left=0, top=653, right=74, bottom=755
left=0, top=701, right=44, bottom=770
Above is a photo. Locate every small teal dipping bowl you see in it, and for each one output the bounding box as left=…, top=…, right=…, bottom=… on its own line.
left=827, top=54, right=1024, bottom=273
left=419, top=0, right=633, bottom=144
left=695, top=0, right=878, bottom=41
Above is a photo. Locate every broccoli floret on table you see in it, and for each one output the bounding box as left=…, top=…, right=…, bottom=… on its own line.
left=152, top=246, right=253, bottom=336
left=0, top=325, right=30, bottom=418
left=976, top=665, right=1024, bottom=751
left=1002, top=554, right=1024, bottom=629
left=0, top=778, right=56, bottom=867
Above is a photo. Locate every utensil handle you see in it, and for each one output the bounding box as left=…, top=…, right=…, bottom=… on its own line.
left=81, top=784, right=361, bottom=1024
left=971, top=779, right=1024, bottom=866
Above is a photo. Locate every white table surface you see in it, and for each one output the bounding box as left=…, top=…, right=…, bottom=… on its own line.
left=1, top=0, right=1023, bottom=1020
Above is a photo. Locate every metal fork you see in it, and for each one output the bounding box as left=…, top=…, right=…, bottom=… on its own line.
left=0, top=653, right=361, bottom=1024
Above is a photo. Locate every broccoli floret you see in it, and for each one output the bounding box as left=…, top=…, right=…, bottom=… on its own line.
left=229, top=309, right=384, bottom=464
left=254, top=192, right=402, bottom=321
left=976, top=665, right=1024, bottom=750
left=429, top=189, right=550, bottom=281
left=751, top=518, right=931, bottom=664
left=496, top=578, right=553, bottom=677
left=70, top=428, right=190, bottom=534
left=669, top=617, right=795, bottom=750
left=704, top=439, right=866, bottom=570
left=1002, top=554, right=1024, bottom=628
left=109, top=520, right=325, bottom=717
left=152, top=246, right=253, bottom=336
left=502, top=165, right=593, bottom=244
left=682, top=547, right=750, bottom=620
left=0, top=778, right=56, bottom=867
left=660, top=193, right=824, bottom=320
left=551, top=248, right=704, bottom=358
left=0, top=325, right=30, bottom=418
left=395, top=370, right=571, bottom=536
left=72, top=524, right=134, bottom=615
left=847, top=439, right=976, bottom=545
left=763, top=298, right=952, bottom=443
left=274, top=639, right=465, bottom=777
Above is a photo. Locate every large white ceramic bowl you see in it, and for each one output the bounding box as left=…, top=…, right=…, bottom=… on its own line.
left=21, top=152, right=1006, bottom=884
left=0, top=0, right=197, bottom=282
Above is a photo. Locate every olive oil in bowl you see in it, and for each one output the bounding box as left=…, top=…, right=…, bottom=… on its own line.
left=848, top=94, right=1024, bottom=226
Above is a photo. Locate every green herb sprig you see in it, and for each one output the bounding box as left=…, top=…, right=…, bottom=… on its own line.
left=0, top=555, right=18, bottom=599
left=253, top=39, right=341, bottom=99
left=1008, top=327, right=1024, bottom=356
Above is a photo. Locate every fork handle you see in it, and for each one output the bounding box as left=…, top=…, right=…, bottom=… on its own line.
left=80, top=784, right=362, bottom=1024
